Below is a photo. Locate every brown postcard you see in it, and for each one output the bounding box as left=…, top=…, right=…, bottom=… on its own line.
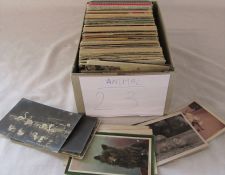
left=180, top=101, right=225, bottom=141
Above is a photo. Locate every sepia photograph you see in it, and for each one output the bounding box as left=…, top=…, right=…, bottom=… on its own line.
left=138, top=113, right=208, bottom=165
left=181, top=101, right=225, bottom=141
left=66, top=133, right=152, bottom=175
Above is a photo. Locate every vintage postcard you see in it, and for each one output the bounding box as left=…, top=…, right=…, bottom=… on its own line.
left=60, top=116, right=100, bottom=159
left=0, top=98, right=82, bottom=152
left=137, top=112, right=208, bottom=166
left=65, top=132, right=154, bottom=175
left=98, top=124, right=152, bottom=135
left=78, top=0, right=170, bottom=74
left=97, top=125, right=156, bottom=175
left=180, top=101, right=225, bottom=141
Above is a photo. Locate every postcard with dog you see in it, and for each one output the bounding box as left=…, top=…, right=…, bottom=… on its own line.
left=137, top=112, right=208, bottom=166
left=65, top=132, right=153, bottom=175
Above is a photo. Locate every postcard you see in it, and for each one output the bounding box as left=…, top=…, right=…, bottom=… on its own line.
left=0, top=98, right=82, bottom=152
left=180, top=101, right=225, bottom=141
left=79, top=0, right=169, bottom=74
left=98, top=124, right=152, bottom=135
left=60, top=116, right=100, bottom=159
left=97, top=125, right=156, bottom=174
left=137, top=112, right=208, bottom=166
left=65, top=132, right=153, bottom=175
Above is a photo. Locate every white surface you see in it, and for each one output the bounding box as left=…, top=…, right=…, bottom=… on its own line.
left=0, top=0, right=225, bottom=174
left=79, top=74, right=170, bottom=117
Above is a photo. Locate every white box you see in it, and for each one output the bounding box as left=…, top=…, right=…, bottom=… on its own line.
left=71, top=1, right=174, bottom=117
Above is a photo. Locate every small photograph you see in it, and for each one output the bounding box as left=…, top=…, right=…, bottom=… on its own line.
left=138, top=113, right=208, bottom=165
left=181, top=101, right=225, bottom=141
left=0, top=111, right=75, bottom=152
left=0, top=98, right=81, bottom=152
left=66, top=133, right=152, bottom=175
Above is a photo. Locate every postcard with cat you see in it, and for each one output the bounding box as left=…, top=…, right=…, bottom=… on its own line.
left=65, top=132, right=154, bottom=175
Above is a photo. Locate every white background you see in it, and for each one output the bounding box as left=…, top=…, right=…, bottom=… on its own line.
left=0, top=0, right=225, bottom=174
left=79, top=74, right=170, bottom=117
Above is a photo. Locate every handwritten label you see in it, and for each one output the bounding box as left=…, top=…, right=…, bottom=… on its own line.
left=79, top=74, right=170, bottom=117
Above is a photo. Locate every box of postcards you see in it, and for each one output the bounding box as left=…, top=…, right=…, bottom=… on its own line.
left=71, top=0, right=174, bottom=117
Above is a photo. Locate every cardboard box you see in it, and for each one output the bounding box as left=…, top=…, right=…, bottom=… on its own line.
left=71, top=1, right=174, bottom=117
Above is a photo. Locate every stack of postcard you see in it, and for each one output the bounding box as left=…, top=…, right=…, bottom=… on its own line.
left=135, top=101, right=225, bottom=165
left=0, top=98, right=99, bottom=159
left=78, top=0, right=170, bottom=73
left=65, top=125, right=156, bottom=175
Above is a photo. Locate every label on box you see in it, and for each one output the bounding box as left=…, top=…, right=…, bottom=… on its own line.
left=79, top=74, right=170, bottom=117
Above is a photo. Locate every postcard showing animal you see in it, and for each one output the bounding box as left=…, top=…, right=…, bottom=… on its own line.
left=65, top=133, right=153, bottom=175
left=180, top=101, right=225, bottom=141
left=137, top=112, right=208, bottom=166
left=0, top=98, right=82, bottom=152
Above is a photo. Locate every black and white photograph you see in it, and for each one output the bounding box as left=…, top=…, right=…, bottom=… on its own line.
left=0, top=98, right=82, bottom=152
left=138, top=113, right=208, bottom=165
